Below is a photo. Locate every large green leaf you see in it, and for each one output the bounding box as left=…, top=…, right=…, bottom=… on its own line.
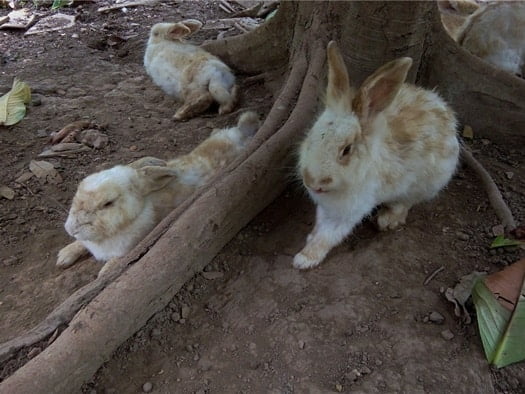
left=0, top=78, right=31, bottom=126
left=472, top=259, right=525, bottom=368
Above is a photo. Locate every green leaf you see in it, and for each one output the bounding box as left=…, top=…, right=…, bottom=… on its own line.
left=0, top=78, right=31, bottom=126
left=472, top=260, right=525, bottom=368
left=51, top=0, right=73, bottom=10
left=490, top=235, right=524, bottom=249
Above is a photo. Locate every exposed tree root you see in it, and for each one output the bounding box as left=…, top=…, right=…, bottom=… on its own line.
left=461, top=147, right=517, bottom=230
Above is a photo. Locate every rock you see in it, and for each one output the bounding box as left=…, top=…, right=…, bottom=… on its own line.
left=171, top=312, right=181, bottom=322
left=80, top=129, right=109, bottom=149
left=505, top=171, right=514, bottom=180
left=3, top=256, right=19, bottom=266
left=429, top=311, right=445, bottom=324
left=456, top=231, right=470, bottom=241
left=142, top=382, right=153, bottom=393
left=335, top=383, right=343, bottom=392
left=186, top=344, right=193, bottom=352
left=298, top=340, right=305, bottom=349
left=31, top=96, right=42, bottom=106
left=360, top=366, right=372, bottom=375
left=441, top=329, right=455, bottom=340
left=193, top=353, right=200, bottom=361
left=181, top=305, right=191, bottom=319
left=0, top=185, right=15, bottom=200
left=492, top=224, right=505, bottom=237
left=150, top=328, right=161, bottom=339
left=345, top=369, right=361, bottom=382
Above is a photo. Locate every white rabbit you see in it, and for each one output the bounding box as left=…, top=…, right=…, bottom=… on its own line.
left=57, top=111, right=260, bottom=268
left=144, top=19, right=238, bottom=120
left=456, top=2, right=525, bottom=76
left=293, top=41, right=460, bottom=270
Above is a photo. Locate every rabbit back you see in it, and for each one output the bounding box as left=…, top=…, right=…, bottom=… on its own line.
left=458, top=2, right=525, bottom=75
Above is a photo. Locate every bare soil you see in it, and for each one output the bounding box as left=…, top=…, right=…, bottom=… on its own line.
left=1, top=1, right=524, bottom=393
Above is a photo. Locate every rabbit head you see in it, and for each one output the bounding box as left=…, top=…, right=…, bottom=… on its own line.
left=64, top=165, right=177, bottom=247
left=298, top=41, right=412, bottom=196
left=148, top=19, right=203, bottom=44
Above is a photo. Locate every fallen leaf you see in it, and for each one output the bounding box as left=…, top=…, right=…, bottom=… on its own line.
left=472, top=259, right=525, bottom=368
left=490, top=235, right=524, bottom=249
left=29, top=160, right=62, bottom=184
left=462, top=125, right=474, bottom=139
left=0, top=78, right=31, bottom=126
left=445, top=271, right=486, bottom=324
left=50, top=120, right=91, bottom=144
left=51, top=0, right=73, bottom=10
left=25, top=13, right=75, bottom=36
left=0, top=9, right=35, bottom=30
left=0, top=185, right=15, bottom=200
left=15, top=172, right=33, bottom=183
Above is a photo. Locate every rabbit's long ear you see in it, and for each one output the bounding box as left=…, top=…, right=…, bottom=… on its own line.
left=326, top=41, right=353, bottom=112
left=135, top=166, right=178, bottom=195
left=167, top=23, right=192, bottom=40
left=181, top=19, right=203, bottom=33
left=352, top=57, right=412, bottom=122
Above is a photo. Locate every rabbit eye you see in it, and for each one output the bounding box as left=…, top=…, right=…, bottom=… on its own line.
left=102, top=200, right=115, bottom=209
left=341, top=144, right=351, bottom=156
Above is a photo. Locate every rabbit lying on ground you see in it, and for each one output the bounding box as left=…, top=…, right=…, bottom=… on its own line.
left=456, top=2, right=525, bottom=76
left=57, top=111, right=260, bottom=268
left=144, top=19, right=238, bottom=120
left=293, top=41, right=460, bottom=270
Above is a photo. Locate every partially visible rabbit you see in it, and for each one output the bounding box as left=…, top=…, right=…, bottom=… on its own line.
left=293, top=41, right=460, bottom=270
left=57, top=111, right=260, bottom=268
left=144, top=19, right=238, bottom=120
left=438, top=0, right=480, bottom=40
left=456, top=2, right=525, bottom=76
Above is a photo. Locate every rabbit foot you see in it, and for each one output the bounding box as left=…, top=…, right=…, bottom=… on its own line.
left=293, top=250, right=322, bottom=270
left=56, top=241, right=89, bottom=268
left=377, top=203, right=409, bottom=231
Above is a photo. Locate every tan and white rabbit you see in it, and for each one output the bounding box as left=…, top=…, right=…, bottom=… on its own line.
left=57, top=111, right=260, bottom=268
left=456, top=2, right=525, bottom=76
left=144, top=20, right=238, bottom=120
left=293, top=41, right=460, bottom=270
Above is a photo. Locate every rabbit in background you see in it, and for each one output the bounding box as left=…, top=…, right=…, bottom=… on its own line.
left=293, top=41, right=460, bottom=270
left=144, top=19, right=238, bottom=120
left=57, top=111, right=260, bottom=269
left=456, top=1, right=525, bottom=76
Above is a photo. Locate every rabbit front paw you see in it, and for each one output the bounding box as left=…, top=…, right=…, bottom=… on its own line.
left=293, top=250, right=322, bottom=270
left=377, top=203, right=409, bottom=231
left=56, top=241, right=89, bottom=268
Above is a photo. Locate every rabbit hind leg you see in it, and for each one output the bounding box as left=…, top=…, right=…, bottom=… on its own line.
left=174, top=90, right=214, bottom=120
left=209, top=78, right=238, bottom=115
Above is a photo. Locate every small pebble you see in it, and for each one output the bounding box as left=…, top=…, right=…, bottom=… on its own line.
left=456, top=231, right=470, bottom=241
left=345, top=369, right=361, bottom=382
left=181, top=305, right=191, bottom=319
left=142, top=382, right=153, bottom=393
left=298, top=340, right=305, bottom=349
left=360, top=366, right=372, bottom=375
left=150, top=328, right=161, bottom=338
left=441, top=329, right=455, bottom=340
left=429, top=311, right=445, bottom=324
left=72, top=33, right=79, bottom=39
left=193, top=354, right=200, bottom=361
left=171, top=312, right=180, bottom=322
left=335, top=383, right=343, bottom=392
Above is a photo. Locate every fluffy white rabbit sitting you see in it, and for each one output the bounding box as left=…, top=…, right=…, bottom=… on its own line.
left=457, top=2, right=525, bottom=76
left=293, top=42, right=460, bottom=270
left=57, top=111, right=260, bottom=268
left=144, top=19, right=238, bottom=120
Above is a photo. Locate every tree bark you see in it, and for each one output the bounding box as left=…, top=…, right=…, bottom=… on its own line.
left=1, top=1, right=522, bottom=392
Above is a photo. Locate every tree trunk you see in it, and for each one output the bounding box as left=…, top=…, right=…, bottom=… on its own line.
left=1, top=1, right=522, bottom=392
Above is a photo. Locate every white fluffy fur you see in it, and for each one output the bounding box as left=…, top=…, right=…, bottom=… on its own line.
left=457, top=2, right=525, bottom=75
left=293, top=42, right=459, bottom=270
left=144, top=20, right=237, bottom=119
left=57, top=112, right=260, bottom=269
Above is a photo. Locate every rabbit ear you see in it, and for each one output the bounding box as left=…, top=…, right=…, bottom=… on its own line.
left=352, top=57, right=413, bottom=122
left=135, top=166, right=178, bottom=195
left=167, top=23, right=192, bottom=40
left=326, top=41, right=353, bottom=112
left=181, top=19, right=203, bottom=33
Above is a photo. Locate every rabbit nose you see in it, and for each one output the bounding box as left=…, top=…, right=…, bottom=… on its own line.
left=303, top=168, right=333, bottom=190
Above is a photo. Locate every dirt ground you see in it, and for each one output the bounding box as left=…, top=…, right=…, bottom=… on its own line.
left=1, top=1, right=524, bottom=393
